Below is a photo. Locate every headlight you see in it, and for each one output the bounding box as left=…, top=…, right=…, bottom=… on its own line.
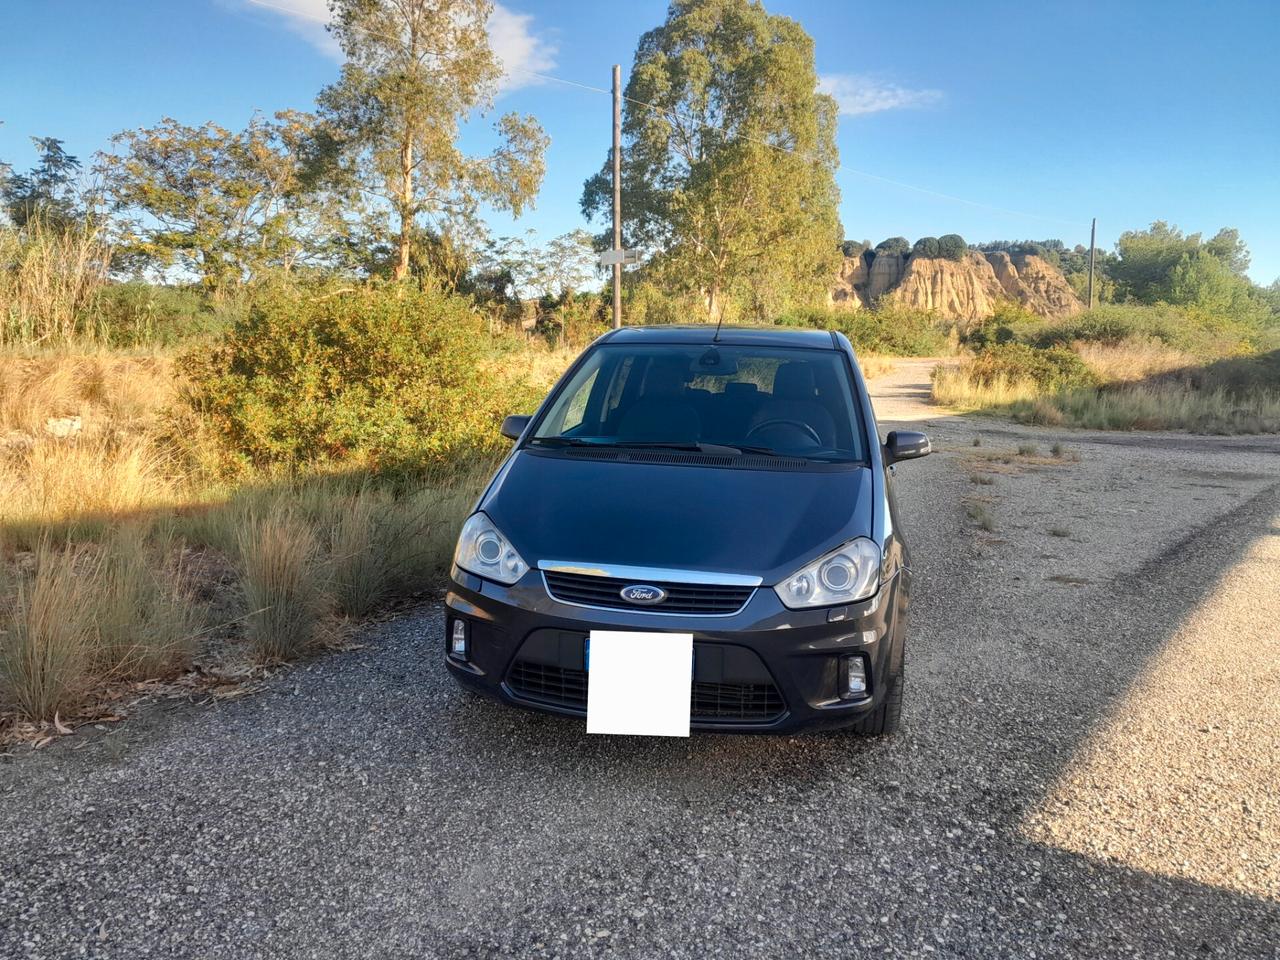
left=773, top=538, right=881, bottom=609
left=454, top=512, right=529, bottom=585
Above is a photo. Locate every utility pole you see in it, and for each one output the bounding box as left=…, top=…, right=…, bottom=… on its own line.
left=612, top=64, right=622, bottom=329
left=1087, top=217, right=1097, bottom=309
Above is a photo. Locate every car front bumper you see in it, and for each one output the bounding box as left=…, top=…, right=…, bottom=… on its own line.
left=443, top=565, right=909, bottom=734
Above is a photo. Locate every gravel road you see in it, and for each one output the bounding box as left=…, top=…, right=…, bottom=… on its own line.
left=3, top=360, right=1279, bottom=959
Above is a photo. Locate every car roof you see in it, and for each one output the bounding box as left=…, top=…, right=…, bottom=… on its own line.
left=599, top=325, right=840, bottom=349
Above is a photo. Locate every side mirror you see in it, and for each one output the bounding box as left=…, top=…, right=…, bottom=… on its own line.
left=501, top=414, right=532, bottom=441
left=884, top=430, right=931, bottom=464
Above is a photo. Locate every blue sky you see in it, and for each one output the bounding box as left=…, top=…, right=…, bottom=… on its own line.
left=2, top=0, right=1278, bottom=282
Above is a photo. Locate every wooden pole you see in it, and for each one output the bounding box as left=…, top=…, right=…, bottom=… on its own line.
left=1087, top=217, right=1097, bottom=309
left=612, top=64, right=622, bottom=329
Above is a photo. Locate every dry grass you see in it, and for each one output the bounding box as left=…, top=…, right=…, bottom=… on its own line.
left=0, top=542, right=99, bottom=721
left=93, top=526, right=199, bottom=679
left=0, top=217, right=112, bottom=345
left=1074, top=338, right=1196, bottom=383
left=933, top=344, right=1280, bottom=435
left=237, top=509, right=326, bottom=662
left=0, top=346, right=497, bottom=723
left=858, top=355, right=895, bottom=381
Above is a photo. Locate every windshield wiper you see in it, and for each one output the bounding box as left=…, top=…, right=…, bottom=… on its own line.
left=530, top=437, right=741, bottom=454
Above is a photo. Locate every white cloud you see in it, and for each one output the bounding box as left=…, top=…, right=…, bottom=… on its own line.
left=817, top=74, right=943, bottom=117
left=234, top=0, right=556, bottom=92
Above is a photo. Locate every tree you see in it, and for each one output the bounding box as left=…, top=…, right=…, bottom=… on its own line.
left=2, top=137, right=85, bottom=229
left=317, top=0, right=548, bottom=282
left=912, top=236, right=940, bottom=258
left=476, top=229, right=598, bottom=303
left=1111, top=221, right=1201, bottom=302
left=874, top=237, right=911, bottom=256
left=937, top=234, right=967, bottom=261
left=1203, top=227, right=1250, bottom=276
left=100, top=113, right=343, bottom=289
left=581, top=0, right=841, bottom=322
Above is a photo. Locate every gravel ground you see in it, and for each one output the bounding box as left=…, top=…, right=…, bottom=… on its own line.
left=3, top=361, right=1279, bottom=959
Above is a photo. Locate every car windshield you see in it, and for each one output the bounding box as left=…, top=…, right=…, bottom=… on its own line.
left=530, top=343, right=866, bottom=462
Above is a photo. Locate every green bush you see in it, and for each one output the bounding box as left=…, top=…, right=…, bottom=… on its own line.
left=937, top=234, right=968, bottom=261
left=912, top=236, right=940, bottom=259
left=965, top=343, right=1099, bottom=391
left=1031, top=303, right=1258, bottom=357
left=92, top=283, right=234, bottom=346
left=965, top=300, right=1042, bottom=350
left=776, top=305, right=952, bottom=356
left=874, top=236, right=911, bottom=257
left=180, top=283, right=529, bottom=477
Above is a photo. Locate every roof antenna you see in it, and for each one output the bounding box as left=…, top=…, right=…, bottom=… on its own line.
left=712, top=309, right=725, bottom=342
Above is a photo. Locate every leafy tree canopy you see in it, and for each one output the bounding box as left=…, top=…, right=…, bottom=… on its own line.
left=582, top=0, right=842, bottom=321
left=317, top=0, right=548, bottom=281
left=874, top=237, right=911, bottom=256
left=100, top=113, right=343, bottom=290
left=2, top=137, right=85, bottom=229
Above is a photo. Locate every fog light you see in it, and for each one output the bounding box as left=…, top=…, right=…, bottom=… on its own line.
left=449, top=619, right=468, bottom=660
left=841, top=655, right=868, bottom=699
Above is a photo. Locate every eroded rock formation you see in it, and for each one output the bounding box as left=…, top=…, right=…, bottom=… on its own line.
left=829, top=247, right=1082, bottom=322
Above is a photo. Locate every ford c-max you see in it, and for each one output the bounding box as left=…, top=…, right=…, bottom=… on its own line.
left=444, top=325, right=929, bottom=734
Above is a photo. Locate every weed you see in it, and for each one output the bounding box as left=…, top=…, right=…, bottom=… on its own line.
left=968, top=473, right=996, bottom=485
left=965, top=501, right=996, bottom=532
left=1048, top=527, right=1072, bottom=538
left=1017, top=443, right=1038, bottom=456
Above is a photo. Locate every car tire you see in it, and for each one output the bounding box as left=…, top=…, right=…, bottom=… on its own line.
left=851, top=672, right=903, bottom=737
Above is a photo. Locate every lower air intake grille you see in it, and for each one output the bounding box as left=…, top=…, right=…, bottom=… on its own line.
left=543, top=571, right=753, bottom=615
left=506, top=661, right=785, bottom=724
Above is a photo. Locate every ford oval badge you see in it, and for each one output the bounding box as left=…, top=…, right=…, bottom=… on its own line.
left=620, top=584, right=667, bottom=605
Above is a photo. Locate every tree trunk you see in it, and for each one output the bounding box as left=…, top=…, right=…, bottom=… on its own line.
left=706, top=281, right=724, bottom=324
left=394, top=135, right=414, bottom=281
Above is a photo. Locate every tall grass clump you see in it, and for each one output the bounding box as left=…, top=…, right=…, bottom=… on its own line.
left=93, top=526, right=199, bottom=679
left=0, top=216, right=112, bottom=345
left=327, top=487, right=390, bottom=618
left=0, top=543, right=98, bottom=721
left=237, top=510, right=327, bottom=662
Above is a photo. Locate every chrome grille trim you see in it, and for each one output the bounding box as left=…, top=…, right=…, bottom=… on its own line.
left=539, top=568, right=756, bottom=617
left=537, top=560, right=761, bottom=587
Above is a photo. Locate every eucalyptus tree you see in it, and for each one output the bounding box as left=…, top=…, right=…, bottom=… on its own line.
left=582, top=0, right=842, bottom=321
left=318, top=0, right=548, bottom=281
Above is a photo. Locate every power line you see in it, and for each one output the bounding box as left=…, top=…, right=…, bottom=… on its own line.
left=241, top=0, right=1088, bottom=230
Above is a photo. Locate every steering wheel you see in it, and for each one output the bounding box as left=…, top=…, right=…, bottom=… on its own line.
left=745, top=418, right=822, bottom=447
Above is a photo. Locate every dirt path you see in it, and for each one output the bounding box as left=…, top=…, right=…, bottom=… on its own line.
left=3, top=360, right=1279, bottom=959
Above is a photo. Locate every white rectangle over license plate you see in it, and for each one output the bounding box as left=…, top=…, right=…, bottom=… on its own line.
left=585, top=631, right=692, bottom=737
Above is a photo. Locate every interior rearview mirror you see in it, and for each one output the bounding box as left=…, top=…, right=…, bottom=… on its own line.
left=501, top=414, right=532, bottom=441
left=884, top=430, right=931, bottom=464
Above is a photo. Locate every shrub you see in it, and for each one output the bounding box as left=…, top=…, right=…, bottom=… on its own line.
left=964, top=343, right=1099, bottom=391
left=937, top=234, right=967, bottom=261
left=92, top=283, right=233, bottom=346
left=180, top=283, right=522, bottom=478
left=776, top=305, right=952, bottom=356
left=1031, top=303, right=1258, bottom=357
left=874, top=237, right=911, bottom=257
left=912, top=236, right=941, bottom=259
left=965, top=300, right=1042, bottom=350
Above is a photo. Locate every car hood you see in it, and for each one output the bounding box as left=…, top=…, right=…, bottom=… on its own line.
left=479, top=450, right=876, bottom=584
